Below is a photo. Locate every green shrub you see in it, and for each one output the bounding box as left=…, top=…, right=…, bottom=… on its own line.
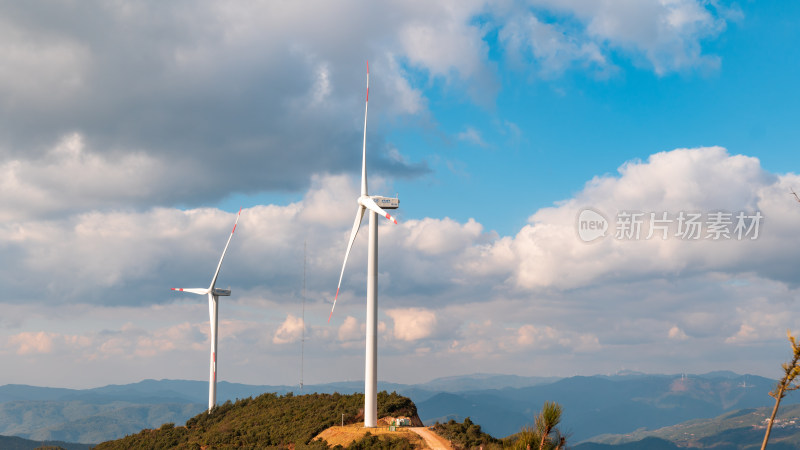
left=431, top=417, right=501, bottom=450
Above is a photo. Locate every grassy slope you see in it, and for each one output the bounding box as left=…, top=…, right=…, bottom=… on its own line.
left=94, top=391, right=419, bottom=449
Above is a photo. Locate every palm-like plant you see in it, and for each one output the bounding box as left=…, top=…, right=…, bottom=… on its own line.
left=535, top=401, right=564, bottom=450
left=513, top=402, right=566, bottom=450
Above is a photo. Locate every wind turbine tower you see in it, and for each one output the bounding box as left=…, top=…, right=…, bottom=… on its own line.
left=329, top=62, right=399, bottom=428
left=172, top=208, right=241, bottom=413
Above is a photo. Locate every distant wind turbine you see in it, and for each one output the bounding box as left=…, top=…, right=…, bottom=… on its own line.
left=172, top=208, right=241, bottom=413
left=329, top=61, right=399, bottom=428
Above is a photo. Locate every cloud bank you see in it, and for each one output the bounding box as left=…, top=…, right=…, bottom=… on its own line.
left=2, top=146, right=799, bottom=387
left=0, top=1, right=766, bottom=387
left=0, top=1, right=732, bottom=212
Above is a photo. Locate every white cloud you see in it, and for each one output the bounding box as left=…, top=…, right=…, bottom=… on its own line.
left=0, top=1, right=735, bottom=232
left=505, top=147, right=796, bottom=291
left=457, top=127, right=490, bottom=148
left=499, top=12, right=608, bottom=77
left=403, top=217, right=486, bottom=256
left=514, top=324, right=600, bottom=352
left=338, top=316, right=363, bottom=342
left=309, top=63, right=332, bottom=107
left=523, top=0, right=728, bottom=74
left=725, top=323, right=757, bottom=344
left=6, top=324, right=202, bottom=359
left=4, top=149, right=796, bottom=308
left=668, top=326, right=688, bottom=341
left=0, top=0, right=744, bottom=383
left=3, top=142, right=800, bottom=385
left=0, top=1, right=437, bottom=208
left=133, top=322, right=209, bottom=358
left=8, top=331, right=57, bottom=355
left=85, top=321, right=209, bottom=360
left=384, top=53, right=426, bottom=115
left=0, top=133, right=172, bottom=221
left=0, top=173, right=498, bottom=310
left=516, top=324, right=559, bottom=347
left=273, top=314, right=305, bottom=344
left=396, top=0, right=498, bottom=102
left=387, top=308, right=438, bottom=341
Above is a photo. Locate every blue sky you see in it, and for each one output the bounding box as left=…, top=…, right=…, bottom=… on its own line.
left=374, top=1, right=800, bottom=236
left=1, top=1, right=800, bottom=389
left=213, top=1, right=800, bottom=237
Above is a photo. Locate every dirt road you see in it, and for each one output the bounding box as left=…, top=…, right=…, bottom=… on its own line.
left=408, top=427, right=454, bottom=450
left=315, top=424, right=426, bottom=448
left=314, top=422, right=453, bottom=449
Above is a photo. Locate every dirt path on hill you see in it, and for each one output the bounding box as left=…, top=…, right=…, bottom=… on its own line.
left=315, top=424, right=427, bottom=448
left=408, top=427, right=454, bottom=450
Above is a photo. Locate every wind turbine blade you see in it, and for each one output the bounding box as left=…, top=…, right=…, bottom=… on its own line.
left=361, top=60, right=369, bottom=197
left=360, top=196, right=398, bottom=224
left=208, top=208, right=242, bottom=291
left=329, top=205, right=366, bottom=322
left=172, top=288, right=210, bottom=295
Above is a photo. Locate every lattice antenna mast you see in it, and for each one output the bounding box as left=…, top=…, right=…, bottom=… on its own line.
left=301, top=240, right=306, bottom=390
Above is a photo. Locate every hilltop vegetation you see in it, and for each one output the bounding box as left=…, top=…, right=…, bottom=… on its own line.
left=345, top=432, right=416, bottom=450
left=431, top=417, right=500, bottom=450
left=95, top=391, right=419, bottom=449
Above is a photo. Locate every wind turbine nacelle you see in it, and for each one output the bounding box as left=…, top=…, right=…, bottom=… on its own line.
left=371, top=196, right=399, bottom=210
left=212, top=288, right=231, bottom=296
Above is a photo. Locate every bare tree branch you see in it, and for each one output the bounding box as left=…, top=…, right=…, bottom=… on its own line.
left=761, top=331, right=800, bottom=449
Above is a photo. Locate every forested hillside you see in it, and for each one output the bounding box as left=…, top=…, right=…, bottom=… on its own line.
left=95, top=391, right=420, bottom=449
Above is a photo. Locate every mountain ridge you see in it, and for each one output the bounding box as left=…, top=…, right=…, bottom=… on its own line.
left=0, top=372, right=795, bottom=445
left=576, top=403, right=800, bottom=449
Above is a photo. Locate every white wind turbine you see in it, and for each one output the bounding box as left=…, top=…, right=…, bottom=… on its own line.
left=172, top=208, right=241, bottom=413
left=329, top=61, right=399, bottom=428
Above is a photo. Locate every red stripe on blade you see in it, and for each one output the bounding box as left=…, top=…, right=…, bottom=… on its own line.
left=328, top=288, right=340, bottom=323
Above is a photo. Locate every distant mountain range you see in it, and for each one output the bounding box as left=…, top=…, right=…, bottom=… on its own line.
left=575, top=403, right=800, bottom=449
left=0, top=434, right=92, bottom=450
left=415, top=372, right=785, bottom=441
left=0, top=372, right=796, bottom=446
left=0, top=373, right=553, bottom=444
